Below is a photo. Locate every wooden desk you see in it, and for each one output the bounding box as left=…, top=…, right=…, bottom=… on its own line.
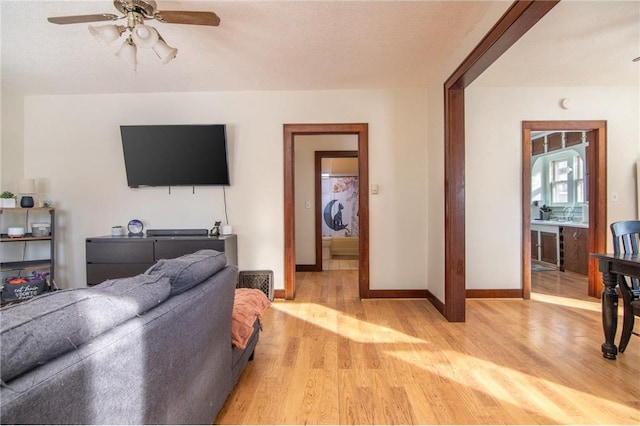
left=591, top=252, right=640, bottom=360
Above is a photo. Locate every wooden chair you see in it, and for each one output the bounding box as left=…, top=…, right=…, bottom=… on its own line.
left=610, top=220, right=640, bottom=352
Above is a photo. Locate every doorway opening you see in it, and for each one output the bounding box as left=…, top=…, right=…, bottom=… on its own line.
left=317, top=151, right=359, bottom=272
left=521, top=120, right=607, bottom=299
left=283, top=123, right=369, bottom=300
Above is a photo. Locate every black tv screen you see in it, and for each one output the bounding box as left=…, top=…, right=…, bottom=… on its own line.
left=120, top=124, right=230, bottom=187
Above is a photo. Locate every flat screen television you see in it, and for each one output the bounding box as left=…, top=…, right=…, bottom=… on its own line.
left=120, top=124, right=230, bottom=187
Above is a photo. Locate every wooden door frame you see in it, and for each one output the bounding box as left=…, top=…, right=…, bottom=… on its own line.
left=522, top=121, right=607, bottom=299
left=283, top=123, right=369, bottom=300
left=280, top=2, right=560, bottom=311
left=311, top=150, right=359, bottom=272
left=443, top=0, right=559, bottom=321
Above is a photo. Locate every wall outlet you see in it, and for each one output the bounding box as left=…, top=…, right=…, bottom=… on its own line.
left=305, top=201, right=311, bottom=209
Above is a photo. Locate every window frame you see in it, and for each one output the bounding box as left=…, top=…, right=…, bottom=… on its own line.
left=546, top=152, right=585, bottom=206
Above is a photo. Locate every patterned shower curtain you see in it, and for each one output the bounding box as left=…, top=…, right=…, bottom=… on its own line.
left=321, top=177, right=359, bottom=237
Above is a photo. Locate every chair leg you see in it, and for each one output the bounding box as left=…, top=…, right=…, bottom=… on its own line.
left=618, top=278, right=635, bottom=353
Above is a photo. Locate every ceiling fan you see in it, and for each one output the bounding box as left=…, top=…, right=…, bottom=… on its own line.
left=47, top=0, right=220, bottom=69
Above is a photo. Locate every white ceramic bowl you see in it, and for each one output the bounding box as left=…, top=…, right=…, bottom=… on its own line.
left=8, top=227, right=25, bottom=238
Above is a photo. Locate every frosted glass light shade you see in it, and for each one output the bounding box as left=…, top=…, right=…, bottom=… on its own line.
left=88, top=24, right=123, bottom=44
left=116, top=39, right=138, bottom=71
left=18, top=179, right=36, bottom=195
left=132, top=24, right=159, bottom=48
left=152, top=39, right=178, bottom=64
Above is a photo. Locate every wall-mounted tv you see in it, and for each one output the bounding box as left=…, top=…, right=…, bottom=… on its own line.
left=120, top=124, right=230, bottom=188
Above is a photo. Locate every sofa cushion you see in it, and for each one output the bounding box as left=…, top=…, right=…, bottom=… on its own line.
left=145, top=249, right=227, bottom=295
left=0, top=273, right=170, bottom=382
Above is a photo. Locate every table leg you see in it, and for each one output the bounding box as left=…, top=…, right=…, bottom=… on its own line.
left=600, top=268, right=618, bottom=360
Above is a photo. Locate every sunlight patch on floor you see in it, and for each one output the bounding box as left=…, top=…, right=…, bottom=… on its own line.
left=271, top=300, right=637, bottom=423
left=390, top=348, right=637, bottom=423
left=531, top=291, right=601, bottom=312
left=271, top=302, right=426, bottom=344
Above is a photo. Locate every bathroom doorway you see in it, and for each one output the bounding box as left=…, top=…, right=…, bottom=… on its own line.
left=316, top=151, right=359, bottom=271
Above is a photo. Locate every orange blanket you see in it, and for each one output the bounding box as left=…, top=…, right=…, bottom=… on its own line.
left=232, top=288, right=271, bottom=349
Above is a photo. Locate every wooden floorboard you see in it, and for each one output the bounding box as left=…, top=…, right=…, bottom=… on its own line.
left=215, top=269, right=640, bottom=424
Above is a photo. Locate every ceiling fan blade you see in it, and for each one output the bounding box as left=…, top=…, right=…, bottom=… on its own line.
left=155, top=10, right=220, bottom=26
left=47, top=14, right=119, bottom=25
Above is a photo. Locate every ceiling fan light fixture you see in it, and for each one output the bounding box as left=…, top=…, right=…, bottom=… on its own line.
left=152, top=38, right=178, bottom=64
left=116, top=37, right=138, bottom=71
left=131, top=24, right=160, bottom=48
left=49, top=0, right=221, bottom=68
left=88, top=24, right=124, bottom=44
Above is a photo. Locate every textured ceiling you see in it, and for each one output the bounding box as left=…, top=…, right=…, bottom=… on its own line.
left=1, top=0, right=507, bottom=95
left=476, top=0, right=640, bottom=87
left=1, top=1, right=638, bottom=97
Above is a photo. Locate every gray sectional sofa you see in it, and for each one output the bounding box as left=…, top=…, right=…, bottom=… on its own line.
left=0, top=250, right=259, bottom=424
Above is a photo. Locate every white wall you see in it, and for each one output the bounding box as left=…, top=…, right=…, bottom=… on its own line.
left=370, top=89, right=429, bottom=290
left=465, top=85, right=640, bottom=290
left=18, top=88, right=430, bottom=290
left=426, top=84, right=445, bottom=301
left=294, top=135, right=357, bottom=265
left=1, top=88, right=25, bottom=192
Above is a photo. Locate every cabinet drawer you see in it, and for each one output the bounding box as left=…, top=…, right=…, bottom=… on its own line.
left=154, top=239, right=225, bottom=260
left=86, top=241, right=154, bottom=263
left=87, top=263, right=154, bottom=286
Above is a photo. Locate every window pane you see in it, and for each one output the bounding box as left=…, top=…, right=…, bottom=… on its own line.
left=574, top=155, right=584, bottom=179
left=554, top=160, right=569, bottom=182
left=576, top=179, right=584, bottom=203
left=552, top=182, right=568, bottom=203
left=532, top=170, right=543, bottom=202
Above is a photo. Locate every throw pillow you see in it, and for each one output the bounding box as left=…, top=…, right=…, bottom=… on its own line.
left=145, top=249, right=227, bottom=295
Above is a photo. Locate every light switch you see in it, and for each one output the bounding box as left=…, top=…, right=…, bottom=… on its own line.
left=371, top=184, right=379, bottom=195
left=305, top=201, right=311, bottom=209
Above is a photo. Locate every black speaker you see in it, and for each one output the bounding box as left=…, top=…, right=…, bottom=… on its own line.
left=146, top=229, right=209, bottom=236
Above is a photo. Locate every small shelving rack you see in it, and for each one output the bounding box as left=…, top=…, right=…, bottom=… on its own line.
left=0, top=207, right=56, bottom=292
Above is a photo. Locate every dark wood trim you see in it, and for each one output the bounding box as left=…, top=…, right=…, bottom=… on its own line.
left=426, top=291, right=445, bottom=316
left=357, top=127, right=370, bottom=298
left=314, top=151, right=358, bottom=273
left=284, top=126, right=296, bottom=300
left=522, top=126, right=533, bottom=299
left=296, top=265, right=319, bottom=272
left=467, top=289, right=523, bottom=299
left=368, top=290, right=430, bottom=299
left=446, top=1, right=560, bottom=90
left=521, top=120, right=607, bottom=300
left=443, top=1, right=559, bottom=322
left=274, top=289, right=285, bottom=299
left=589, top=126, right=608, bottom=297
left=522, top=120, right=609, bottom=131
left=284, top=123, right=369, bottom=300
left=444, top=87, right=466, bottom=322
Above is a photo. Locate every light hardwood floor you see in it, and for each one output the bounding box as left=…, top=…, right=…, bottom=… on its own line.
left=216, top=269, right=640, bottom=424
left=323, top=256, right=359, bottom=271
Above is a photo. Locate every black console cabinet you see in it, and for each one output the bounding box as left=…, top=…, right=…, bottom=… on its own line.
left=85, top=234, right=237, bottom=286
